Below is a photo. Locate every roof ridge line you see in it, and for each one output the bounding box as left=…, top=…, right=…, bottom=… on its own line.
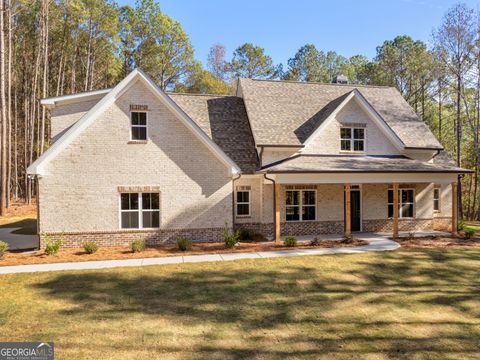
left=243, top=78, right=395, bottom=89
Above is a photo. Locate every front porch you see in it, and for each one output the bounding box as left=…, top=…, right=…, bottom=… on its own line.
left=267, top=177, right=458, bottom=244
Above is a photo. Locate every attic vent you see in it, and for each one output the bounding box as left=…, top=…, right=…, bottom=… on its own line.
left=332, top=75, right=348, bottom=84
left=236, top=185, right=251, bottom=191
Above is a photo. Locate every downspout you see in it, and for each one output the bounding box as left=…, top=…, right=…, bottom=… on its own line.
left=232, top=173, right=242, bottom=230
left=259, top=145, right=264, bottom=168
left=263, top=173, right=276, bottom=241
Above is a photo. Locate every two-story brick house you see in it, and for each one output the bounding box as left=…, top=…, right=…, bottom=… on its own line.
left=27, top=69, right=470, bottom=248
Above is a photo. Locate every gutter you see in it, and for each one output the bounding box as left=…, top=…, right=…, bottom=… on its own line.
left=263, top=174, right=276, bottom=241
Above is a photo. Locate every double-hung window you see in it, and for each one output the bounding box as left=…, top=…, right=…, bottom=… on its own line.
left=120, top=192, right=159, bottom=229
left=388, top=189, right=414, bottom=218
left=340, top=127, right=365, bottom=151
left=433, top=187, right=441, bottom=212
left=236, top=190, right=250, bottom=217
left=131, top=112, right=147, bottom=140
left=286, top=190, right=316, bottom=221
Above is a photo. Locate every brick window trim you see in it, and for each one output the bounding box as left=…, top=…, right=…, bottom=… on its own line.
left=117, top=186, right=161, bottom=193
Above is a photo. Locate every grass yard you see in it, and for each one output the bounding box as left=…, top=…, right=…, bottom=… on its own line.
left=465, top=221, right=480, bottom=233
left=1, top=249, right=479, bottom=359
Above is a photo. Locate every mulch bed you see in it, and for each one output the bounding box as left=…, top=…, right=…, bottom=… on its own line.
left=0, top=238, right=368, bottom=267
left=397, top=236, right=480, bottom=248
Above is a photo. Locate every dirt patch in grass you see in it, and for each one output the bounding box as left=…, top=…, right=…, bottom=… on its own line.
left=398, top=236, right=480, bottom=248
left=0, top=238, right=368, bottom=266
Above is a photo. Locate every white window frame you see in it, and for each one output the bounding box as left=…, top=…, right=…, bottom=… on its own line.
left=388, top=188, right=415, bottom=219
left=433, top=187, right=441, bottom=212
left=130, top=111, right=148, bottom=141
left=235, top=190, right=251, bottom=217
left=119, top=192, right=160, bottom=229
left=285, top=189, right=317, bottom=222
left=340, top=127, right=365, bottom=152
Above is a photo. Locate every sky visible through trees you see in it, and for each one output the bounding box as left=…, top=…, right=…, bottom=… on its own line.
left=0, top=0, right=478, bottom=221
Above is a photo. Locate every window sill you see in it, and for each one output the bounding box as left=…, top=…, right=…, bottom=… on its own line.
left=285, top=219, right=317, bottom=222
left=120, top=227, right=160, bottom=231
left=128, top=140, right=148, bottom=144
left=236, top=216, right=251, bottom=219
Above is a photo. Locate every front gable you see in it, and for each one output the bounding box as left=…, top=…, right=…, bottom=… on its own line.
left=28, top=69, right=240, bottom=176
left=302, top=91, right=404, bottom=155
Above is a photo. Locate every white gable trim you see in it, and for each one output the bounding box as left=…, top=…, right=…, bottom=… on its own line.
left=302, top=89, right=405, bottom=152
left=28, top=69, right=240, bottom=176
left=40, top=89, right=112, bottom=109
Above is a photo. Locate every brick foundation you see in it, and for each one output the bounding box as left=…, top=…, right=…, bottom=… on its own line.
left=432, top=216, right=452, bottom=231
left=40, top=227, right=225, bottom=249
left=362, top=218, right=433, bottom=232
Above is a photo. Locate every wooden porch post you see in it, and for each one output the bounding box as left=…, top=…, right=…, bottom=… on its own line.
left=451, top=182, right=458, bottom=236
left=393, top=183, right=399, bottom=239
left=275, top=183, right=281, bottom=244
left=345, top=184, right=351, bottom=236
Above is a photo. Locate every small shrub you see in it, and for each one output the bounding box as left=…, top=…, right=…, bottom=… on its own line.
left=341, top=234, right=353, bottom=244
left=310, top=236, right=321, bottom=246
left=131, top=238, right=146, bottom=253
left=284, top=235, right=297, bottom=247
left=239, top=228, right=256, bottom=241
left=458, top=219, right=465, bottom=231
left=0, top=241, right=8, bottom=258
left=83, top=241, right=98, bottom=254
left=44, top=233, right=63, bottom=256
left=408, top=231, right=416, bottom=240
left=464, top=228, right=475, bottom=239
left=176, top=236, right=192, bottom=251
left=223, top=222, right=240, bottom=248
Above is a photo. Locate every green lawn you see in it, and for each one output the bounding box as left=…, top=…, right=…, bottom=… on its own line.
left=1, top=249, right=480, bottom=359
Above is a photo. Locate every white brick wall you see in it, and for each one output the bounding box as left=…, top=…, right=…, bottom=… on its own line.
left=39, top=79, right=232, bottom=233
left=50, top=99, right=100, bottom=142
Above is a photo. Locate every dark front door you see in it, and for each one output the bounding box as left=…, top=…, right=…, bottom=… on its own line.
left=350, top=190, right=361, bottom=232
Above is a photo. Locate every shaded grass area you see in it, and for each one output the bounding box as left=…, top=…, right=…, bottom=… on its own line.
left=1, top=249, right=480, bottom=359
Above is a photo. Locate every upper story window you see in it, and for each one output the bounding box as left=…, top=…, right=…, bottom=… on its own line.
left=131, top=111, right=147, bottom=141
left=340, top=127, right=365, bottom=152
left=433, top=187, right=440, bottom=212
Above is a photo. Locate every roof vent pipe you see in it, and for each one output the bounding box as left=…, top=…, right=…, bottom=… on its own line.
left=332, top=75, right=348, bottom=84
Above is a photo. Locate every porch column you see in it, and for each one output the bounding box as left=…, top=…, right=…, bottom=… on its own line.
left=451, top=182, right=458, bottom=236
left=393, top=183, right=399, bottom=238
left=275, top=183, right=281, bottom=244
left=344, top=184, right=351, bottom=235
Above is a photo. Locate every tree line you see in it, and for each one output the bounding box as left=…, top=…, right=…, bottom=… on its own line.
left=0, top=0, right=478, bottom=220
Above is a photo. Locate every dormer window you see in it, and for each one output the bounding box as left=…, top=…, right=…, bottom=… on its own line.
left=340, top=127, right=365, bottom=152
left=131, top=111, right=147, bottom=140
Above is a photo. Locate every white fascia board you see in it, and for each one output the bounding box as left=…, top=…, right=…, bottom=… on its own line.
left=28, top=69, right=240, bottom=176
left=271, top=172, right=457, bottom=185
left=40, top=89, right=112, bottom=109
left=301, top=89, right=405, bottom=152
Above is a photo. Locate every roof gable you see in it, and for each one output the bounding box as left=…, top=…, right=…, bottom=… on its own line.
left=28, top=69, right=240, bottom=176
left=238, top=78, right=443, bottom=150
left=302, top=89, right=404, bottom=151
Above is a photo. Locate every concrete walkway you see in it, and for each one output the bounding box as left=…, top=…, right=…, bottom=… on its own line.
left=0, top=233, right=400, bottom=275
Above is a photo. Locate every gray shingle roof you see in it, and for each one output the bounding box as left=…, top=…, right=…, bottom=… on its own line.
left=169, top=93, right=259, bottom=173
left=239, top=78, right=443, bottom=149
left=260, top=154, right=471, bottom=173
